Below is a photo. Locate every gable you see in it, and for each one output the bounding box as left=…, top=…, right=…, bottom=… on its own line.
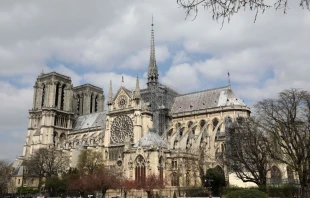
left=113, top=87, right=132, bottom=110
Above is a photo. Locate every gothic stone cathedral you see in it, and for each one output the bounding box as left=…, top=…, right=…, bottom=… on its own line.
left=12, top=24, right=250, bottom=192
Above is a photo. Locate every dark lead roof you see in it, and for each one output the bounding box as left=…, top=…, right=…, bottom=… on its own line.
left=72, top=111, right=106, bottom=131
left=171, top=86, right=246, bottom=114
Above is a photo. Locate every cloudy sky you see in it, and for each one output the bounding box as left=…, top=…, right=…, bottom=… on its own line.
left=1, top=0, right=310, bottom=161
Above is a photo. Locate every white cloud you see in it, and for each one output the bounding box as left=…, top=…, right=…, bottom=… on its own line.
left=1, top=0, right=310, bottom=161
left=121, top=45, right=170, bottom=69
left=0, top=82, right=32, bottom=128
left=83, top=72, right=147, bottom=98
left=162, top=63, right=200, bottom=93
left=52, top=65, right=82, bottom=86
left=172, top=51, right=190, bottom=65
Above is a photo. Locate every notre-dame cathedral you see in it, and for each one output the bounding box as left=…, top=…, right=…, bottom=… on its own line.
left=11, top=24, right=251, bottom=194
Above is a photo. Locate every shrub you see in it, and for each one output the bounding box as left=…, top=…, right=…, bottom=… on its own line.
left=223, top=186, right=243, bottom=195
left=260, top=185, right=298, bottom=198
left=225, top=189, right=268, bottom=198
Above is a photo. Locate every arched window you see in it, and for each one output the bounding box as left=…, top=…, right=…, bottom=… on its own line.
left=200, top=120, right=206, bottom=129
left=77, top=95, right=80, bottom=114
left=41, top=84, right=45, bottom=107
left=55, top=83, right=60, bottom=107
left=213, top=118, right=219, bottom=131
left=270, top=166, right=282, bottom=185
left=95, top=95, right=99, bottom=112
left=77, top=94, right=83, bottom=115
left=171, top=172, right=179, bottom=186
left=90, top=93, right=93, bottom=113
left=135, top=155, right=146, bottom=187
left=60, top=84, right=66, bottom=110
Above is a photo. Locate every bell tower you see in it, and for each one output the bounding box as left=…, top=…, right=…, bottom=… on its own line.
left=23, top=72, right=74, bottom=157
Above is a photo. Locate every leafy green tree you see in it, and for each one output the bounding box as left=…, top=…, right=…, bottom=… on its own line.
left=45, top=176, right=66, bottom=196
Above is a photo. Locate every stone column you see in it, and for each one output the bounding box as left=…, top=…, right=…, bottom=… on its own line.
left=47, top=82, right=51, bottom=108
left=83, top=90, right=91, bottom=115
left=65, top=84, right=73, bottom=112
left=98, top=94, right=104, bottom=112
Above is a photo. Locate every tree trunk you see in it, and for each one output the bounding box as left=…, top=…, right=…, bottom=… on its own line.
left=146, top=191, right=153, bottom=198
left=102, top=189, right=107, bottom=198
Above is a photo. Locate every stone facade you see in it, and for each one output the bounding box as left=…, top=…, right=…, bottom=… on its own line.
left=10, top=24, right=293, bottom=194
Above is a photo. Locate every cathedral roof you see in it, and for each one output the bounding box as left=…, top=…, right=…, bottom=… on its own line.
left=11, top=165, right=24, bottom=177
left=134, top=131, right=167, bottom=149
left=171, top=86, right=246, bottom=114
left=72, top=111, right=106, bottom=131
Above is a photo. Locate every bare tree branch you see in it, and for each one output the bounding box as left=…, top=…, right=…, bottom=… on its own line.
left=226, top=117, right=272, bottom=186
left=0, top=160, right=11, bottom=196
left=177, top=0, right=309, bottom=24
left=255, top=88, right=310, bottom=197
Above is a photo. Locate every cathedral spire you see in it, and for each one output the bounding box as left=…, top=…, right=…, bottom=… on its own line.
left=147, top=16, right=159, bottom=86
left=107, top=80, right=113, bottom=105
left=134, top=74, right=141, bottom=100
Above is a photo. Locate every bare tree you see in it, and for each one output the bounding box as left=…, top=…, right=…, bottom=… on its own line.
left=25, top=147, right=69, bottom=180
left=0, top=160, right=11, bottom=196
left=68, top=165, right=120, bottom=197
left=138, top=173, right=166, bottom=198
left=92, top=167, right=120, bottom=197
left=226, top=117, right=272, bottom=186
left=177, top=0, right=310, bottom=23
left=255, top=88, right=310, bottom=197
left=77, top=149, right=104, bottom=174
left=120, top=179, right=136, bottom=198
